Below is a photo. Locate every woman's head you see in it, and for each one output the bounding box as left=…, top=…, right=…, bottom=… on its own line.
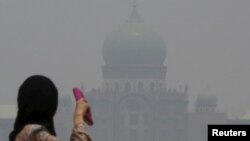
left=9, top=75, right=58, bottom=141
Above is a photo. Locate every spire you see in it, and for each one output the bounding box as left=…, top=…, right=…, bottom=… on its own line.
left=127, top=0, right=142, bottom=22
left=133, top=0, right=137, bottom=13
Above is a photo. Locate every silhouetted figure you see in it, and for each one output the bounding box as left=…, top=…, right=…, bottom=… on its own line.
left=9, top=75, right=91, bottom=141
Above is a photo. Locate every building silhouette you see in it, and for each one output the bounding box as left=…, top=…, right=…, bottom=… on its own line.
left=86, top=3, right=188, bottom=141
left=188, top=94, right=227, bottom=141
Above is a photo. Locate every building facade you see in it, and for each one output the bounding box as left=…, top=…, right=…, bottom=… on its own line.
left=86, top=4, right=188, bottom=141
left=188, top=95, right=228, bottom=141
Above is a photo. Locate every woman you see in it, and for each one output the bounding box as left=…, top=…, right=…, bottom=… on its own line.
left=9, top=75, right=91, bottom=141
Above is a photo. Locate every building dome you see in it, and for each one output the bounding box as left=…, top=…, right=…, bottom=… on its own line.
left=103, top=7, right=166, bottom=65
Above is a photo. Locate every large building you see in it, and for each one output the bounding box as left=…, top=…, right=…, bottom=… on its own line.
left=188, top=94, right=250, bottom=141
left=86, top=3, right=188, bottom=141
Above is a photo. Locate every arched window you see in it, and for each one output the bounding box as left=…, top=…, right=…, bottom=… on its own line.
left=150, top=82, right=155, bottom=93
left=124, top=82, right=131, bottom=93
left=114, top=82, right=119, bottom=93
left=138, top=82, right=144, bottom=92
left=159, top=83, right=162, bottom=90
left=106, top=83, right=109, bottom=92
left=129, top=128, right=138, bottom=141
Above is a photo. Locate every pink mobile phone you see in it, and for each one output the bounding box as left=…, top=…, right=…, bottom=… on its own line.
left=73, top=87, right=94, bottom=126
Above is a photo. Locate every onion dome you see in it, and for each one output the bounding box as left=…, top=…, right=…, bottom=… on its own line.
left=103, top=3, right=166, bottom=65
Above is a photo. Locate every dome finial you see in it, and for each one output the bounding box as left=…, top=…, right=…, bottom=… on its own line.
left=133, top=0, right=137, bottom=13
left=127, top=0, right=142, bottom=22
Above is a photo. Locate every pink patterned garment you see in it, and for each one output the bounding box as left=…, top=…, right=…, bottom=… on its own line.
left=15, top=123, right=91, bottom=141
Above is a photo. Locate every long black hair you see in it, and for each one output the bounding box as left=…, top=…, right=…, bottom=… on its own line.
left=9, top=75, right=58, bottom=141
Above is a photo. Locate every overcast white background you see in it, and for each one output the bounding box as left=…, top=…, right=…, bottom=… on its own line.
left=0, top=0, right=249, bottom=118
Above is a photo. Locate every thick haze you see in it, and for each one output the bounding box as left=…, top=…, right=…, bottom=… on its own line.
left=0, top=0, right=249, bottom=118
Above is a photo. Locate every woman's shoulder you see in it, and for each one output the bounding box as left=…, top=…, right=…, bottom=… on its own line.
left=16, top=124, right=46, bottom=141
left=24, top=124, right=45, bottom=134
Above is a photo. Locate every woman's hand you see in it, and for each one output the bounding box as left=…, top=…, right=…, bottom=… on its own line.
left=74, top=99, right=89, bottom=126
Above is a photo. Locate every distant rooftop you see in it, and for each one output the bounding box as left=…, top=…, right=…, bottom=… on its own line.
left=241, top=111, right=250, bottom=120
left=0, top=104, right=17, bottom=119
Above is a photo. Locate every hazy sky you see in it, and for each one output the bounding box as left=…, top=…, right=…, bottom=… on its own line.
left=0, top=0, right=249, bottom=118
